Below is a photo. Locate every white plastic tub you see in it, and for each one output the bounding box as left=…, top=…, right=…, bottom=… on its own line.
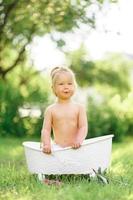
left=23, top=135, right=114, bottom=178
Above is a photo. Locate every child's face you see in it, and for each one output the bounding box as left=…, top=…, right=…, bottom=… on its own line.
left=52, top=72, right=75, bottom=100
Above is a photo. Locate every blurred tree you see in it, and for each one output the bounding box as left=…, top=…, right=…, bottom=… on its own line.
left=0, top=0, right=115, bottom=79
left=0, top=0, right=119, bottom=137
left=0, top=67, right=50, bottom=137
left=67, top=47, right=132, bottom=97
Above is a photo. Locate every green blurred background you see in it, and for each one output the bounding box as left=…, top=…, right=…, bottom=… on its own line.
left=0, top=0, right=133, bottom=141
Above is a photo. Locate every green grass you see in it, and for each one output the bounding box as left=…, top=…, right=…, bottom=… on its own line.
left=0, top=137, right=133, bottom=200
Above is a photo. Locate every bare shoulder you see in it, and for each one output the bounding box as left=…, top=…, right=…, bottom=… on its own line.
left=44, top=103, right=57, bottom=114
left=73, top=102, right=86, bottom=110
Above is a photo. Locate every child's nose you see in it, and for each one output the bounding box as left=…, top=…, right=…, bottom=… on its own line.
left=64, top=84, right=69, bottom=89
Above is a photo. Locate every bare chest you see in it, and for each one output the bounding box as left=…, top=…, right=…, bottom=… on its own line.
left=52, top=108, right=79, bottom=123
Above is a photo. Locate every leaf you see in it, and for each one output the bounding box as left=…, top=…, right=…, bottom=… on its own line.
left=92, top=168, right=109, bottom=185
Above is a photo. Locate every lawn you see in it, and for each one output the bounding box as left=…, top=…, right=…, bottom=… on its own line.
left=0, top=137, right=133, bottom=200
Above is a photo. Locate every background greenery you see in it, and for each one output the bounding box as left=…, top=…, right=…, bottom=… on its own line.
left=0, top=0, right=133, bottom=141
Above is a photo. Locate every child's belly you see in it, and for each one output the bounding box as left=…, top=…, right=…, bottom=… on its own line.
left=54, top=134, right=76, bottom=147
left=53, top=125, right=77, bottom=147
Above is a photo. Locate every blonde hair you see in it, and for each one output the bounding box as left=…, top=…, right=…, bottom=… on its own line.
left=50, top=67, right=76, bottom=86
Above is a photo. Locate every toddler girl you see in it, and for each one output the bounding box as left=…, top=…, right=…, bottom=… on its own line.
left=41, top=67, right=88, bottom=154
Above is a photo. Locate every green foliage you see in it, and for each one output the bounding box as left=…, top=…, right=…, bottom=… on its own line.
left=87, top=91, right=133, bottom=141
left=69, top=50, right=132, bottom=96
left=0, top=79, right=24, bottom=136
left=67, top=45, right=96, bottom=87
left=94, top=53, right=132, bottom=97
left=0, top=70, right=50, bottom=137
left=0, top=0, right=102, bottom=78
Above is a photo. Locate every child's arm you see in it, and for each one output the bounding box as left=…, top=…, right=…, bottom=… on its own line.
left=41, top=107, right=52, bottom=154
left=72, top=105, right=88, bottom=149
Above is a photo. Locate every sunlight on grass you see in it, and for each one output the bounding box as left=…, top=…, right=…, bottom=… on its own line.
left=112, top=142, right=133, bottom=160
left=111, top=162, right=126, bottom=175
left=111, top=142, right=132, bottom=175
left=111, top=140, right=133, bottom=177
left=7, top=147, right=23, bottom=158
left=127, top=194, right=133, bottom=200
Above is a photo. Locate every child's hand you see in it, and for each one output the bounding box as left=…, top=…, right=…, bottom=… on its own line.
left=42, top=144, right=51, bottom=154
left=71, top=141, right=81, bottom=149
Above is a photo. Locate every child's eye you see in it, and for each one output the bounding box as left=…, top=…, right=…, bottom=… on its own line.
left=59, top=83, right=63, bottom=85
left=68, top=83, right=72, bottom=85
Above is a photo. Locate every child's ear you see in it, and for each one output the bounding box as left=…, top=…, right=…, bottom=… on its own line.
left=51, top=85, right=57, bottom=96
left=51, top=85, right=54, bottom=92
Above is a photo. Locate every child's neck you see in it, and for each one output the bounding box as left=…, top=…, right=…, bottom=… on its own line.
left=57, top=98, right=71, bottom=104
